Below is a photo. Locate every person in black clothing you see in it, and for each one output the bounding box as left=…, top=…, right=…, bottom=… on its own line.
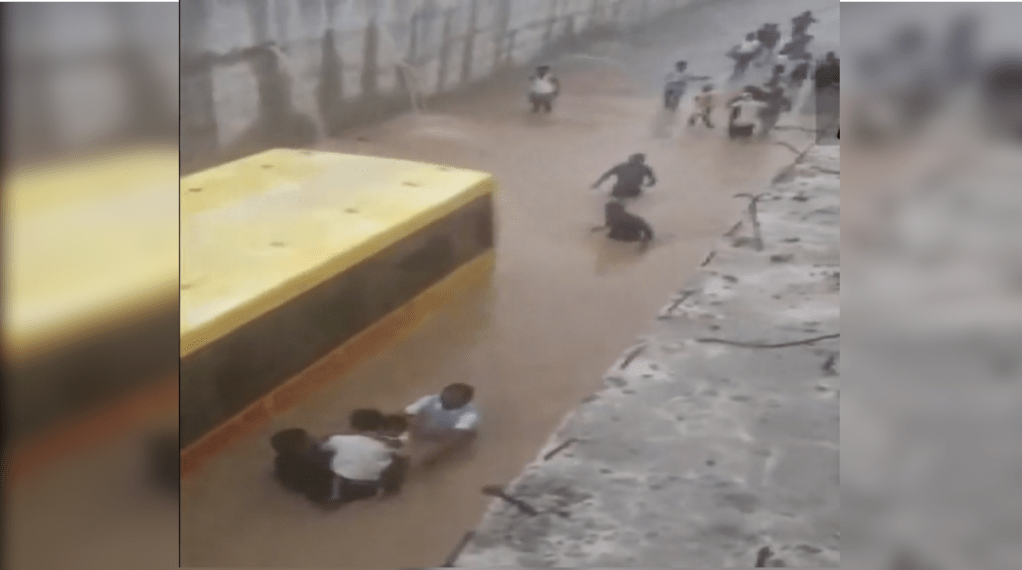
left=792, top=10, right=817, bottom=38
left=779, top=33, right=813, bottom=61
left=815, top=51, right=840, bottom=90
left=270, top=428, right=336, bottom=506
left=601, top=201, right=654, bottom=248
left=757, top=86, right=792, bottom=137
left=789, top=57, right=811, bottom=89
left=757, top=24, right=781, bottom=65
left=591, top=153, right=657, bottom=199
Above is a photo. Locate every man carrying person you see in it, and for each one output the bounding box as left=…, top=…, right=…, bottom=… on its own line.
left=319, top=409, right=410, bottom=505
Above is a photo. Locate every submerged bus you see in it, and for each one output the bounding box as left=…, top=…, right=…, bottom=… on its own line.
left=179, top=149, right=496, bottom=474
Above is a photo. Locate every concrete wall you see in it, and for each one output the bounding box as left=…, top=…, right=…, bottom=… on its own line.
left=180, top=0, right=689, bottom=174
left=2, top=3, right=179, bottom=166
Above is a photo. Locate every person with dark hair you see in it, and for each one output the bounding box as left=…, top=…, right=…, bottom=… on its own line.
left=792, top=10, right=817, bottom=38
left=403, top=383, right=481, bottom=468
left=319, top=409, right=408, bottom=505
left=815, top=51, right=840, bottom=91
left=591, top=153, right=657, bottom=199
left=779, top=32, right=813, bottom=62
left=270, top=428, right=336, bottom=505
left=756, top=23, right=781, bottom=65
left=380, top=414, right=410, bottom=444
left=601, top=200, right=654, bottom=249
left=789, top=56, right=812, bottom=90
left=688, top=84, right=716, bottom=128
left=663, top=60, right=711, bottom=111
left=528, top=65, right=560, bottom=113
left=766, top=64, right=787, bottom=90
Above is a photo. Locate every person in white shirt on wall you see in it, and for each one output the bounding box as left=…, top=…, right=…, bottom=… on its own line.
left=728, top=92, right=768, bottom=139
left=528, top=65, right=561, bottom=113
left=402, top=383, right=480, bottom=468
left=319, top=409, right=409, bottom=506
left=729, top=32, right=762, bottom=78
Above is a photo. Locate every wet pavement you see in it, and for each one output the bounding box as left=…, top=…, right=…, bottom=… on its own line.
left=180, top=0, right=839, bottom=566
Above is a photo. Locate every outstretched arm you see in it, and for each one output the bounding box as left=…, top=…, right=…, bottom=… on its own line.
left=644, top=167, right=657, bottom=187
left=592, top=166, right=617, bottom=189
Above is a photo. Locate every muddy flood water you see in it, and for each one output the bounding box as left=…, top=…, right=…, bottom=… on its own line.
left=176, top=1, right=837, bottom=567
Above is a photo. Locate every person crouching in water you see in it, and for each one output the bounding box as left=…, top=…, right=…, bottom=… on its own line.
left=529, top=65, right=560, bottom=113
left=270, top=428, right=337, bottom=507
left=591, top=153, right=657, bottom=199
left=688, top=84, right=716, bottom=128
left=602, top=200, right=654, bottom=250
left=319, top=409, right=410, bottom=505
left=728, top=92, right=768, bottom=139
left=403, top=383, right=481, bottom=468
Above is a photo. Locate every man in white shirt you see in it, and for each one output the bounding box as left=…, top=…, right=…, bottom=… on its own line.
left=663, top=60, right=710, bottom=110
left=529, top=65, right=560, bottom=113
left=319, top=409, right=408, bottom=505
left=728, top=92, right=767, bottom=139
left=403, top=383, right=480, bottom=467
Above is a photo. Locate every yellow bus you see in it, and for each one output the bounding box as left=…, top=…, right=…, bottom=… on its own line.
left=179, top=149, right=496, bottom=475
left=3, top=148, right=179, bottom=482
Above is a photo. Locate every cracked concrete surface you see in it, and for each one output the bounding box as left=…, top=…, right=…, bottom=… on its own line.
left=453, top=145, right=840, bottom=568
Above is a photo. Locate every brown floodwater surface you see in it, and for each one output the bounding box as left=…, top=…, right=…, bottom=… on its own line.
left=181, top=1, right=835, bottom=566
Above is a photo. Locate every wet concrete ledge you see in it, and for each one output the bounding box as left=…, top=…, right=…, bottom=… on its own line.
left=451, top=145, right=840, bottom=568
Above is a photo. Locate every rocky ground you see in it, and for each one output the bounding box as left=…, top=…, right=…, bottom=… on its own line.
left=453, top=144, right=840, bottom=568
